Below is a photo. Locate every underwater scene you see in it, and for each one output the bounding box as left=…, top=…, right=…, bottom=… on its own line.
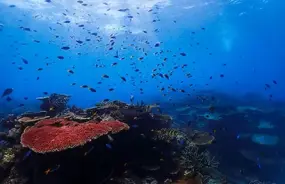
left=0, top=0, right=285, bottom=183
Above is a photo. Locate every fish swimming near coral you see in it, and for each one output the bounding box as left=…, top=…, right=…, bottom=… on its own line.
left=23, top=150, right=32, bottom=160
left=2, top=88, right=13, bottom=98
left=84, top=146, right=94, bottom=156
left=44, top=164, right=60, bottom=175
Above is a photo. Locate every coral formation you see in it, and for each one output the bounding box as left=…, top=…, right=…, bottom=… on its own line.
left=20, top=118, right=129, bottom=153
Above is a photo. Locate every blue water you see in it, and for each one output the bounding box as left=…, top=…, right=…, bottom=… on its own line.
left=0, top=0, right=285, bottom=183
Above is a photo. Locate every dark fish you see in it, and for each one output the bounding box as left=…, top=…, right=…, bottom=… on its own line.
left=164, top=74, right=169, bottom=80
left=57, top=56, right=64, bottom=60
left=61, top=46, right=70, bottom=50
left=154, top=42, right=160, bottom=47
left=105, top=144, right=112, bottom=149
left=88, top=88, right=96, bottom=92
left=273, top=80, right=277, bottom=84
left=71, top=83, right=76, bottom=86
left=2, top=88, right=13, bottom=97
left=36, top=77, right=40, bottom=80
left=67, top=70, right=74, bottom=74
left=132, top=124, right=139, bottom=128
left=37, top=68, right=43, bottom=71
left=118, top=8, right=129, bottom=12
left=180, top=53, right=186, bottom=56
left=220, top=74, right=224, bottom=78
left=109, top=88, right=114, bottom=91
left=265, top=84, right=270, bottom=88
left=45, top=0, right=51, bottom=2
left=6, top=96, right=12, bottom=102
left=111, top=62, right=117, bottom=66
left=76, top=40, right=83, bottom=44
left=81, top=85, right=89, bottom=88
left=102, top=74, right=109, bottom=78
left=9, top=5, right=16, bottom=8
left=64, top=20, right=70, bottom=23
left=43, top=92, right=48, bottom=95
left=84, top=146, right=94, bottom=156
left=23, top=150, right=32, bottom=160
left=24, top=97, right=28, bottom=100
left=22, top=58, right=28, bottom=64
left=120, top=76, right=126, bottom=82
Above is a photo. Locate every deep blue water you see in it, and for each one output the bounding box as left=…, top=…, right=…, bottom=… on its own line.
left=0, top=0, right=285, bottom=183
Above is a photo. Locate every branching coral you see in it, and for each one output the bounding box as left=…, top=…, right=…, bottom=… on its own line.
left=180, top=144, right=219, bottom=171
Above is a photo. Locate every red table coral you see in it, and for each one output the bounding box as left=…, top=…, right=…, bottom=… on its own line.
left=101, top=121, right=130, bottom=134
left=21, top=118, right=129, bottom=153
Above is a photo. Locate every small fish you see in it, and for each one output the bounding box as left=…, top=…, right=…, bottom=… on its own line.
left=102, top=74, right=109, bottom=78
left=180, top=53, right=186, bottom=56
left=84, top=146, right=94, bottom=156
left=67, top=69, right=74, bottom=74
left=22, top=58, right=28, bottom=64
left=109, top=88, right=114, bottom=91
left=44, top=164, right=60, bottom=175
left=88, top=87, right=96, bottom=92
left=23, top=150, right=32, bottom=160
left=111, top=62, right=117, bottom=66
left=220, top=74, right=224, bottom=78
left=209, top=105, right=215, bottom=112
left=2, top=88, right=13, bottom=97
left=107, top=135, right=114, bottom=142
left=120, top=76, right=126, bottom=82
left=164, top=74, right=169, bottom=80
left=61, top=46, right=70, bottom=50
left=57, top=56, right=64, bottom=60
left=81, top=85, right=89, bottom=88
left=130, top=95, right=134, bottom=103
left=265, top=84, right=270, bottom=88
left=273, top=80, right=277, bottom=84
left=118, top=8, right=129, bottom=12
left=105, top=144, right=112, bottom=149
left=256, top=157, right=261, bottom=169
left=132, top=124, right=139, bottom=128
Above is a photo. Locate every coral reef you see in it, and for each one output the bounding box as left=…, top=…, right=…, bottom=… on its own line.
left=21, top=118, right=129, bottom=153
left=0, top=94, right=221, bottom=184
